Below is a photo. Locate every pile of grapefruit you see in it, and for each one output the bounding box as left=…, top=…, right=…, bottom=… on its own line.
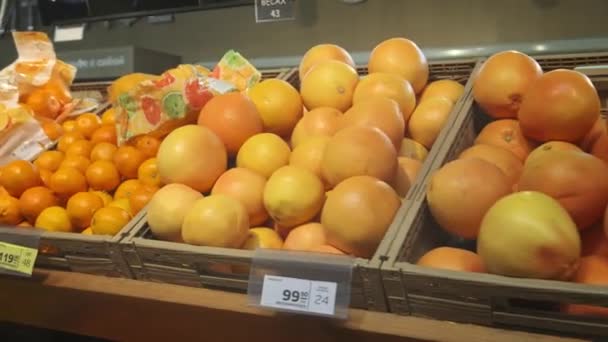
left=146, top=37, right=464, bottom=259
left=419, top=50, right=608, bottom=316
left=0, top=109, right=161, bottom=236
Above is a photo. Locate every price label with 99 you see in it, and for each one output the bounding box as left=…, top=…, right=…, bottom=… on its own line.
left=260, top=275, right=337, bottom=316
left=0, top=241, right=38, bottom=275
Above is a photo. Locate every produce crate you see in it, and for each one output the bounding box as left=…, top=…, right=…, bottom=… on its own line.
left=381, top=52, right=608, bottom=337
left=118, top=58, right=480, bottom=311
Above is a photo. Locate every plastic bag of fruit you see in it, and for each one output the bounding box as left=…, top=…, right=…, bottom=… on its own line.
left=113, top=50, right=261, bottom=145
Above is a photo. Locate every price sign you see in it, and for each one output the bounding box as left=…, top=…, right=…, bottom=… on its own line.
left=255, top=0, right=296, bottom=23
left=260, top=275, right=337, bottom=315
left=0, top=228, right=42, bottom=277
left=248, top=249, right=353, bottom=319
left=0, top=241, right=38, bottom=276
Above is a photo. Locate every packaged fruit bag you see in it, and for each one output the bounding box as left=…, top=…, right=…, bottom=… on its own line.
left=113, top=50, right=261, bottom=145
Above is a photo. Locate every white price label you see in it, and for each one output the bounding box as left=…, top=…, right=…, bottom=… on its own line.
left=260, top=275, right=337, bottom=316
left=11, top=141, right=43, bottom=161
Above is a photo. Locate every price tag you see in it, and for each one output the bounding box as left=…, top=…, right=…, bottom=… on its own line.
left=0, top=241, right=38, bottom=275
left=254, top=0, right=296, bottom=23
left=0, top=227, right=42, bottom=277
left=260, top=275, right=337, bottom=315
left=248, top=249, right=353, bottom=319
left=11, top=141, right=44, bottom=161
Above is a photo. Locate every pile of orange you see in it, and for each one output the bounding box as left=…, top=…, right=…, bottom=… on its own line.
left=0, top=109, right=161, bottom=236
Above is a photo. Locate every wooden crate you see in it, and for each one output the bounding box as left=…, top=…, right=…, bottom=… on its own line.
left=118, top=59, right=480, bottom=311
left=382, top=51, right=608, bottom=337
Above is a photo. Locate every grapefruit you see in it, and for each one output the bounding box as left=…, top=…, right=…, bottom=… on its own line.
left=398, top=138, right=429, bottom=161
left=458, top=144, right=523, bottom=187
left=321, top=176, right=400, bottom=258
left=157, top=125, right=227, bottom=192
left=242, top=227, right=283, bottom=250
left=368, top=38, right=428, bottom=94
left=282, top=222, right=327, bottom=251
left=290, top=106, right=341, bottom=148
left=289, top=136, right=330, bottom=181
left=197, top=92, right=263, bottom=155
left=427, top=158, right=512, bottom=239
left=525, top=141, right=583, bottom=166
left=248, top=79, right=303, bottom=137
left=417, top=247, right=485, bottom=273
left=236, top=133, right=291, bottom=178
left=352, top=72, right=416, bottom=122
left=580, top=117, right=606, bottom=151
left=473, top=50, right=542, bottom=119
left=563, top=256, right=608, bottom=317
left=147, top=184, right=203, bottom=242
left=341, top=97, right=405, bottom=150
left=298, top=44, right=355, bottom=80
left=181, top=194, right=249, bottom=248
left=419, top=80, right=465, bottom=104
left=211, top=167, right=268, bottom=226
left=321, top=126, right=397, bottom=188
left=263, top=166, right=325, bottom=228
left=408, top=96, right=454, bottom=149
left=474, top=119, right=536, bottom=161
left=391, top=157, right=423, bottom=197
left=300, top=60, right=359, bottom=112
left=518, top=69, right=600, bottom=142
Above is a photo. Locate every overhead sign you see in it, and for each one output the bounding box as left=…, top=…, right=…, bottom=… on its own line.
left=255, top=0, right=296, bottom=23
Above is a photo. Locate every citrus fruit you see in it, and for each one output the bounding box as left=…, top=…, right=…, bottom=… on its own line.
left=60, top=154, right=90, bottom=174
left=419, top=79, right=465, bottom=104
left=459, top=144, right=523, bottom=187
left=101, top=108, right=116, bottom=125
left=65, top=139, right=93, bottom=158
left=417, top=247, right=485, bottom=273
left=282, top=222, right=326, bottom=251
left=236, top=133, right=291, bottom=178
left=133, top=135, right=162, bottom=158
left=35, top=206, right=73, bottom=232
left=62, top=119, right=77, bottom=133
left=298, top=44, right=355, bottom=80
left=198, top=92, right=263, bottom=155
left=563, top=256, right=608, bottom=316
left=211, top=167, right=268, bottom=226
left=90, top=125, right=117, bottom=145
left=129, top=184, right=158, bottom=215
left=90, top=206, right=131, bottom=235
left=0, top=194, right=22, bottom=225
left=137, top=158, right=160, bottom=187
left=91, top=190, right=113, bottom=206
left=75, top=113, right=102, bottom=139
left=42, top=121, right=64, bottom=140
left=408, top=96, right=453, bottom=149
left=147, top=183, right=203, bottom=242
left=108, top=198, right=133, bottom=217
left=352, top=72, right=416, bottom=122
left=18, top=186, right=58, bottom=224
left=392, top=157, right=423, bottom=197
left=289, top=136, right=330, bottom=181
left=57, top=131, right=84, bottom=152
left=90, top=142, right=117, bottom=162
left=85, top=160, right=121, bottom=192
left=39, top=169, right=52, bottom=188
left=81, top=227, right=93, bottom=235
left=157, top=125, right=227, bottom=192
left=474, top=119, right=536, bottom=161
left=34, top=150, right=65, bottom=172
left=300, top=60, right=359, bottom=112
left=368, top=38, right=429, bottom=93
left=181, top=194, right=249, bottom=248
left=0, top=160, right=41, bottom=197
left=248, top=79, right=303, bottom=137
left=66, top=191, right=104, bottom=230
left=114, top=179, right=141, bottom=200
left=49, top=167, right=88, bottom=199
left=290, top=106, right=341, bottom=148
left=242, top=227, right=284, bottom=250
left=341, top=97, right=405, bottom=150
left=113, top=145, right=146, bottom=179
left=398, top=138, right=429, bottom=161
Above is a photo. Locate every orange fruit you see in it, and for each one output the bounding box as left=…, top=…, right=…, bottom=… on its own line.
left=90, top=125, right=117, bottom=145
left=108, top=198, right=134, bottom=217
left=137, top=158, right=160, bottom=187
left=113, top=145, right=146, bottom=179
left=90, top=190, right=113, bottom=206
left=129, top=184, right=158, bottom=215
left=42, top=121, right=64, bottom=140
left=211, top=167, right=268, bottom=226
left=398, top=138, right=429, bottom=162
left=90, top=142, right=117, bottom=162
left=66, top=191, right=104, bottom=230
left=352, top=72, right=417, bottom=123
left=419, top=79, right=465, bottom=104
left=24, top=90, right=61, bottom=119
left=35, top=206, right=73, bottom=232
left=18, top=186, right=58, bottom=224
left=85, top=160, right=121, bottom=192
left=290, top=107, right=342, bottom=148
left=459, top=144, right=523, bottom=187
left=133, top=135, right=162, bottom=158
left=236, top=133, right=291, bottom=178
left=57, top=131, right=85, bottom=152
left=101, top=108, right=116, bottom=125
left=75, top=113, right=102, bottom=138
left=248, top=79, right=303, bottom=137
left=474, top=119, right=537, bottom=162
left=283, top=222, right=327, bottom=251
left=62, top=119, right=77, bottom=133
left=90, top=206, right=131, bottom=235
left=392, top=157, right=423, bottom=197
left=34, top=150, right=65, bottom=172
left=298, top=44, right=355, bottom=81
left=0, top=194, right=23, bottom=225
left=39, top=169, right=53, bottom=187
left=408, top=97, right=454, bottom=149
left=49, top=167, right=88, bottom=199
left=60, top=155, right=90, bottom=174
left=65, top=139, right=93, bottom=158
left=114, top=179, right=141, bottom=200
left=368, top=38, right=429, bottom=94
left=417, top=247, right=486, bottom=273
left=300, top=60, right=359, bottom=112
left=197, top=92, right=263, bottom=155
left=0, top=160, right=41, bottom=197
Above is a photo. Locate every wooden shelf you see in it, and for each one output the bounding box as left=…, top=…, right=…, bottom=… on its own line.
left=0, top=270, right=586, bottom=342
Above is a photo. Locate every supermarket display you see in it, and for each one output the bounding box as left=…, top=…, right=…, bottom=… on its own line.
left=1, top=22, right=608, bottom=339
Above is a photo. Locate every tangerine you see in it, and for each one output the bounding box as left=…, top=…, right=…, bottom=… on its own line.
left=114, top=145, right=146, bottom=179
left=0, top=160, right=41, bottom=197
left=90, top=125, right=117, bottom=145
left=49, top=167, right=88, bottom=199
left=129, top=184, right=158, bottom=215
left=18, top=186, right=58, bottom=224
left=90, top=142, right=117, bottom=162
left=133, top=135, right=162, bottom=158
left=34, top=150, right=65, bottom=172
left=65, top=139, right=93, bottom=158
left=114, top=179, right=141, bottom=200
left=90, top=207, right=131, bottom=235
left=137, top=158, right=160, bottom=187
left=60, top=155, right=90, bottom=174
left=42, top=121, right=64, bottom=140
left=66, top=191, right=104, bottom=230
left=57, top=131, right=85, bottom=152
left=76, top=113, right=102, bottom=138
left=0, top=194, right=22, bottom=225
left=85, top=160, right=121, bottom=192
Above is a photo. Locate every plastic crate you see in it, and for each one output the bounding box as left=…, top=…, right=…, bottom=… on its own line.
left=382, top=51, right=608, bottom=337
left=118, top=58, right=480, bottom=311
